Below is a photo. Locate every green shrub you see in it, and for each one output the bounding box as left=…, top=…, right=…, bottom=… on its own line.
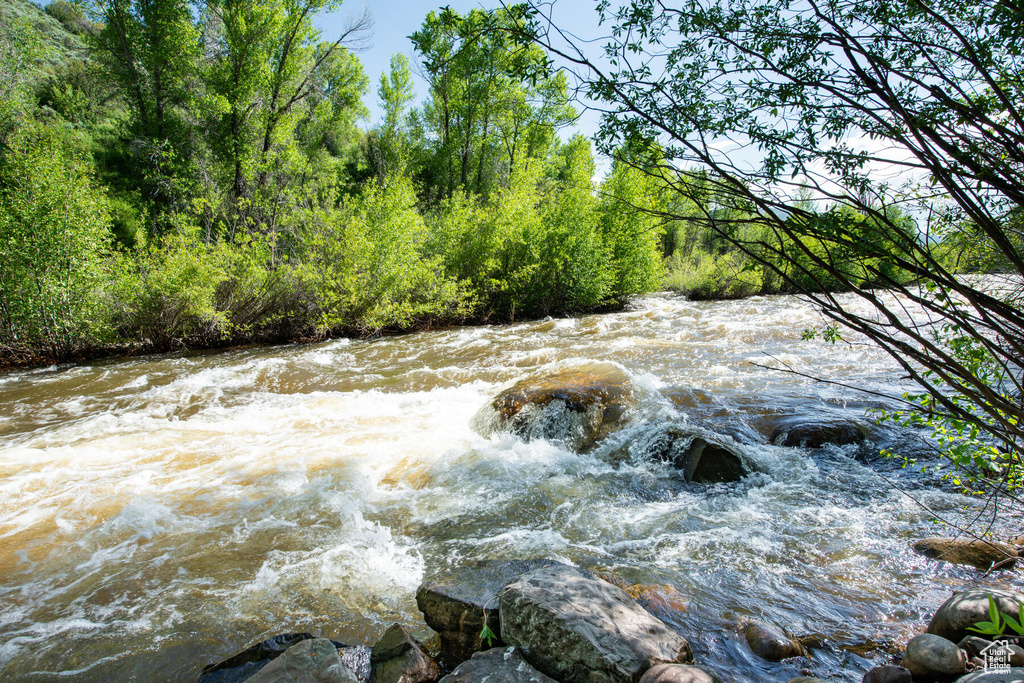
left=0, top=128, right=112, bottom=359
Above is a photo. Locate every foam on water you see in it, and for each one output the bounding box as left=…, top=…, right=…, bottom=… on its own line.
left=0, top=293, right=1021, bottom=681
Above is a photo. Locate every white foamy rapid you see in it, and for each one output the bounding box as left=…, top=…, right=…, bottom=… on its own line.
left=0, top=292, right=1020, bottom=681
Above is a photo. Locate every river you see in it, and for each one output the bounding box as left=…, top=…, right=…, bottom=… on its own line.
left=0, top=292, right=1019, bottom=681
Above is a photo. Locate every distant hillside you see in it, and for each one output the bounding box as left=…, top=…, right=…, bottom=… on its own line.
left=1, top=0, right=87, bottom=70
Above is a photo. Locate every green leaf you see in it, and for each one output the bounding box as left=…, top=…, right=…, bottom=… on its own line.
left=480, top=623, right=497, bottom=647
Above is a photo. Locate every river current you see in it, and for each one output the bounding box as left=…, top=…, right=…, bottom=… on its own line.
left=0, top=292, right=1020, bottom=681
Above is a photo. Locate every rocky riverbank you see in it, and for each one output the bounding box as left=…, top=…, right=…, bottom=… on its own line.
left=197, top=557, right=1024, bottom=683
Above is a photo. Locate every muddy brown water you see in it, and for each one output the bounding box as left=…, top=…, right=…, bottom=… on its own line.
left=0, top=292, right=1019, bottom=681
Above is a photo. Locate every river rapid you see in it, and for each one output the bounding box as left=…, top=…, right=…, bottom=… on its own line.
left=0, top=292, right=1020, bottom=682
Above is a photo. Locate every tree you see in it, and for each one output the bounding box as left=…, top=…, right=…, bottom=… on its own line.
left=525, top=0, right=1024, bottom=516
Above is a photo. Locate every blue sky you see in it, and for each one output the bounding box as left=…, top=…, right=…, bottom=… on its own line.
left=314, top=0, right=607, bottom=143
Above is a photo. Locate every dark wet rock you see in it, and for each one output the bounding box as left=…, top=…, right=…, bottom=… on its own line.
left=786, top=679, right=828, bottom=683
left=769, top=416, right=870, bottom=448
left=928, top=589, right=1024, bottom=644
left=914, top=538, right=1018, bottom=570
left=640, top=664, right=725, bottom=683
left=1010, top=644, right=1024, bottom=667
left=958, top=637, right=995, bottom=660
left=369, top=624, right=442, bottom=683
left=902, top=634, right=966, bottom=681
left=416, top=560, right=564, bottom=665
left=499, top=564, right=692, bottom=682
left=649, top=428, right=751, bottom=483
left=201, top=633, right=321, bottom=683
left=247, top=638, right=358, bottom=683
left=744, top=622, right=805, bottom=661
left=955, top=672, right=1024, bottom=683
left=437, top=647, right=557, bottom=682
left=473, top=364, right=632, bottom=451
left=863, top=665, right=912, bottom=683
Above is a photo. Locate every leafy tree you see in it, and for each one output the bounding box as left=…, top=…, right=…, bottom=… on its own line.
left=526, top=0, right=1024, bottom=513
left=0, top=128, right=112, bottom=360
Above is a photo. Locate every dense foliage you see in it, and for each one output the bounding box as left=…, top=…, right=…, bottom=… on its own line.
left=0, top=0, right=670, bottom=366
left=526, top=0, right=1024, bottom=517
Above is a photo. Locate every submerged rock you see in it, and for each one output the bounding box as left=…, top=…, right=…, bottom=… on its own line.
left=863, top=667, right=912, bottom=683
left=473, top=363, right=633, bottom=451
left=416, top=560, right=563, bottom=665
left=369, top=624, right=442, bottom=683
left=247, top=638, right=358, bottom=683
left=769, top=416, right=869, bottom=448
left=499, top=564, right=692, bottom=682
left=913, top=537, right=1018, bottom=570
left=928, top=589, right=1024, bottom=644
left=902, top=634, right=965, bottom=680
left=438, top=647, right=556, bottom=682
left=743, top=622, right=805, bottom=661
left=640, top=664, right=725, bottom=683
left=646, top=427, right=752, bottom=483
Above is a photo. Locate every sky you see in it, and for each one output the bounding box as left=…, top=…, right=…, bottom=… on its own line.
left=313, top=0, right=608, bottom=141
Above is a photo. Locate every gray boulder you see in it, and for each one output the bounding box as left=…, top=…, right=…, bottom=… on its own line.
left=928, top=589, right=1024, bottom=644
left=247, top=638, right=358, bottom=683
left=863, top=665, right=912, bottom=683
left=744, top=622, right=805, bottom=661
left=416, top=560, right=563, bottom=665
left=472, top=364, right=633, bottom=452
left=636, top=426, right=752, bottom=483
left=902, top=634, right=966, bottom=681
left=369, top=624, right=441, bottom=683
left=499, top=564, right=692, bottom=683
left=914, top=538, right=1018, bottom=570
left=639, top=664, right=725, bottom=683
left=769, top=417, right=869, bottom=448
left=438, top=647, right=557, bottom=682
left=955, top=673, right=1024, bottom=683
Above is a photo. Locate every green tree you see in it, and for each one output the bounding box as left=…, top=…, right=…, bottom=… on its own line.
left=0, top=129, right=112, bottom=360
left=526, top=0, right=1024, bottom=515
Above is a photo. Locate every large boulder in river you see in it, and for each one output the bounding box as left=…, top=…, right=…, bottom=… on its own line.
left=769, top=416, right=870, bottom=448
left=913, top=537, right=1018, bottom=570
left=369, top=624, right=441, bottom=683
left=499, top=564, right=692, bottom=682
left=637, top=426, right=753, bottom=483
left=416, top=560, right=564, bottom=665
left=928, top=589, right=1024, bottom=644
left=473, top=364, right=633, bottom=452
left=438, top=647, right=557, bottom=682
left=901, top=634, right=966, bottom=681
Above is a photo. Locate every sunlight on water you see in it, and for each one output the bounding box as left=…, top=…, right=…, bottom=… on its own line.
left=0, top=292, right=1020, bottom=681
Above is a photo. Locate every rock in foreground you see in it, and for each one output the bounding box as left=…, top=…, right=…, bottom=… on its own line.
left=473, top=364, right=633, bottom=451
left=438, top=647, right=557, bottom=682
left=416, top=559, right=563, bottom=665
left=928, top=589, right=1024, bottom=644
left=913, top=537, right=1018, bottom=570
left=247, top=638, right=358, bottom=683
left=743, top=622, right=805, bottom=661
left=499, top=564, right=692, bottom=682
left=639, top=664, right=725, bottom=683
left=369, top=624, right=441, bottom=683
left=902, top=634, right=966, bottom=681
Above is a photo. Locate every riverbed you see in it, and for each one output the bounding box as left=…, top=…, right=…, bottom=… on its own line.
left=0, top=292, right=1019, bottom=681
